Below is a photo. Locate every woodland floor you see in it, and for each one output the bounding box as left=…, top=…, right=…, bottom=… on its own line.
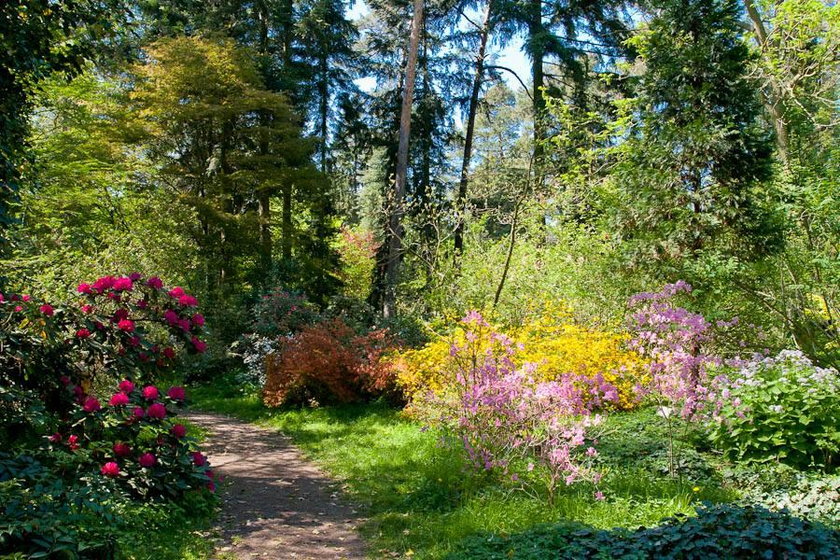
left=184, top=412, right=366, bottom=560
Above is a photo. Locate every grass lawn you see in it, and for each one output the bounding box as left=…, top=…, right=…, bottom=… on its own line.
left=191, top=383, right=737, bottom=559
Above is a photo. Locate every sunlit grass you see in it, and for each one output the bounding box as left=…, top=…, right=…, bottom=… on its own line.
left=191, top=384, right=736, bottom=559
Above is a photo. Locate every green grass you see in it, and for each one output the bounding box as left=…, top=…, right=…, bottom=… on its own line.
left=191, top=382, right=738, bottom=559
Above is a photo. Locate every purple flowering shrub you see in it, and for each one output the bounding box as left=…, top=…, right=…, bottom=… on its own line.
left=428, top=312, right=610, bottom=502
left=627, top=281, right=750, bottom=476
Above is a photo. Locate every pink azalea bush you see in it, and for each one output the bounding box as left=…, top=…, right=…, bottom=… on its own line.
left=422, top=312, right=609, bottom=502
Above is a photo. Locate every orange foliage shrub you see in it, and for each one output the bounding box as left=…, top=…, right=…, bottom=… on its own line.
left=263, top=318, right=400, bottom=407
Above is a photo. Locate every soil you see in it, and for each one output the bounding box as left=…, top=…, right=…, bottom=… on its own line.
left=184, top=412, right=366, bottom=560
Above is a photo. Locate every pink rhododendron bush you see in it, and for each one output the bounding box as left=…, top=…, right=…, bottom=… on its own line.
left=0, top=274, right=215, bottom=558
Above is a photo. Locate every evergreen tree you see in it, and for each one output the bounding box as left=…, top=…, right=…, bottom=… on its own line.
left=610, top=0, right=779, bottom=275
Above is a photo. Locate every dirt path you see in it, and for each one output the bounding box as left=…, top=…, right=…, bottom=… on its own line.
left=184, top=412, right=366, bottom=560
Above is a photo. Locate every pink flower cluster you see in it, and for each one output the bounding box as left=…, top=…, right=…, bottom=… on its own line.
left=628, top=282, right=722, bottom=419
left=440, top=312, right=606, bottom=499
left=75, top=274, right=208, bottom=364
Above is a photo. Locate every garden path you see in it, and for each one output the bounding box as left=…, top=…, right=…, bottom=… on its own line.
left=184, top=412, right=366, bottom=560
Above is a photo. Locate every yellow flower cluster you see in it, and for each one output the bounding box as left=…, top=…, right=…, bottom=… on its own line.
left=511, top=305, right=648, bottom=410
left=390, top=303, right=648, bottom=411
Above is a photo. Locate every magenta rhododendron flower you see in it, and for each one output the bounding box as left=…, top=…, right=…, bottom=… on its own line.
left=113, top=308, right=129, bottom=321
left=177, top=318, right=191, bottom=331
left=129, top=272, right=143, bottom=281
left=169, top=287, right=185, bottom=298
left=48, top=433, right=62, bottom=443
left=142, top=386, right=159, bottom=400
left=191, top=452, right=207, bottom=466
left=162, top=347, right=176, bottom=359
left=39, top=304, right=54, bottom=316
left=109, top=392, right=130, bottom=406
left=0, top=293, right=4, bottom=303
left=14, top=305, right=22, bottom=312
left=113, top=442, right=132, bottom=457
left=75, top=328, right=91, bottom=339
left=146, top=276, right=163, bottom=290
left=128, top=335, right=141, bottom=348
left=192, top=337, right=207, bottom=353
left=192, top=313, right=205, bottom=327
left=147, top=403, right=166, bottom=419
left=117, top=319, right=135, bottom=332
left=83, top=397, right=101, bottom=413
left=119, top=379, right=135, bottom=393
left=68, top=434, right=80, bottom=451
left=92, top=276, right=115, bottom=292
left=132, top=406, right=145, bottom=419
left=113, top=277, right=133, bottom=291
left=167, top=386, right=186, bottom=401
left=171, top=424, right=187, bottom=438
left=178, top=294, right=198, bottom=307
left=81, top=304, right=93, bottom=313
left=77, top=283, right=92, bottom=294
left=101, top=462, right=120, bottom=477
left=139, top=453, right=157, bottom=468
left=163, top=309, right=178, bottom=325
left=21, top=295, right=30, bottom=302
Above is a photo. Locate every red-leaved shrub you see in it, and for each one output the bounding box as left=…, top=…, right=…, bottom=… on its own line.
left=263, top=318, right=400, bottom=407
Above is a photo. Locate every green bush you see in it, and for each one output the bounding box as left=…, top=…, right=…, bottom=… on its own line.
left=708, top=350, right=840, bottom=469
left=445, top=504, right=840, bottom=559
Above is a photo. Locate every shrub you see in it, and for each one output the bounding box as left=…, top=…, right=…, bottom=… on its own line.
left=263, top=318, right=399, bottom=407
left=391, top=303, right=646, bottom=412
left=0, top=274, right=216, bottom=558
left=445, top=504, right=840, bottom=559
left=1, top=276, right=207, bottom=447
left=708, top=350, right=840, bottom=470
left=416, top=312, right=609, bottom=502
left=249, top=288, right=320, bottom=338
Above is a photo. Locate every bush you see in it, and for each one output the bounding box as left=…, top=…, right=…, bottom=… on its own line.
left=263, top=318, right=399, bottom=407
left=445, top=504, right=840, bottom=559
left=391, top=304, right=646, bottom=412
left=406, top=312, right=610, bottom=502
left=708, top=350, right=840, bottom=469
left=0, top=274, right=216, bottom=558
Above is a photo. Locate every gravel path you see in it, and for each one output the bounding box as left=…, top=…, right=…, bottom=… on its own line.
left=184, top=412, right=366, bottom=560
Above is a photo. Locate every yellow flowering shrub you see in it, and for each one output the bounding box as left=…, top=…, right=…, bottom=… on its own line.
left=512, top=305, right=648, bottom=410
left=391, top=304, right=648, bottom=411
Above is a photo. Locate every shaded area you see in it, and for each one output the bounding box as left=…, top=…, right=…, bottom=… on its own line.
left=184, top=412, right=365, bottom=560
left=444, top=504, right=840, bottom=559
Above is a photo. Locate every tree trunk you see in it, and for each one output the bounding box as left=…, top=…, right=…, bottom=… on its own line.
left=281, top=183, right=293, bottom=261
left=743, top=0, right=789, bottom=165
left=454, top=0, right=493, bottom=261
left=529, top=0, right=545, bottom=163
left=383, top=0, right=424, bottom=318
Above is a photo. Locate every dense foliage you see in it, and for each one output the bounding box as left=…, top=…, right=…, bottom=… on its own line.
left=446, top=504, right=840, bottom=560
left=0, top=275, right=215, bottom=558
left=2, top=0, right=839, bottom=557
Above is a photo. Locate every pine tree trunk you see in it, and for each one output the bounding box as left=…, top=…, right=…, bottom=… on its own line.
left=383, top=0, right=424, bottom=318
left=454, top=0, right=493, bottom=261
